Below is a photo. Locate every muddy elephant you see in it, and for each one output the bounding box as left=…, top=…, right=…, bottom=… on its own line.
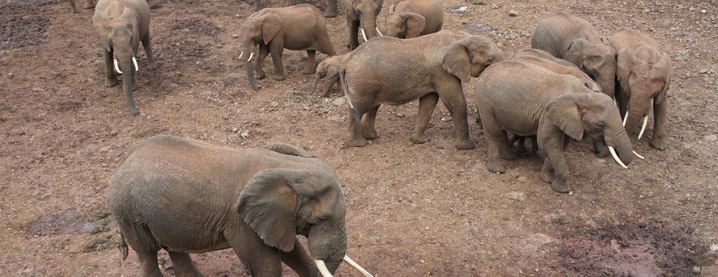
left=384, top=0, right=443, bottom=39
left=108, top=135, right=372, bottom=277
left=239, top=4, right=337, bottom=91
left=609, top=29, right=671, bottom=150
left=341, top=0, right=384, bottom=50
left=70, top=0, right=157, bottom=12
left=92, top=0, right=157, bottom=116
left=340, top=31, right=503, bottom=149
left=311, top=54, right=349, bottom=97
left=531, top=11, right=616, bottom=99
left=474, top=60, right=633, bottom=193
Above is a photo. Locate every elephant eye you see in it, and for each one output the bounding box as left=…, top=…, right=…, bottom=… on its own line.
left=597, top=122, right=605, bottom=129
left=488, top=57, right=494, bottom=62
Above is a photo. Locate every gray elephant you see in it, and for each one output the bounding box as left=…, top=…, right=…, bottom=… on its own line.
left=609, top=29, right=672, bottom=150
left=531, top=11, right=616, bottom=99
left=384, top=0, right=443, bottom=39
left=340, top=31, right=503, bottom=149
left=71, top=0, right=157, bottom=12
left=239, top=4, right=337, bottom=91
left=341, top=0, right=384, bottom=50
left=92, top=0, right=157, bottom=116
left=108, top=135, right=371, bottom=277
left=311, top=54, right=349, bottom=97
left=474, top=60, right=633, bottom=193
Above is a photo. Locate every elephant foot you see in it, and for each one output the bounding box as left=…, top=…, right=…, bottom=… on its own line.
left=105, top=78, right=118, bottom=87
left=455, top=139, right=475, bottom=150
left=486, top=159, right=505, bottom=173
left=410, top=133, right=429, bottom=144
left=361, top=128, right=378, bottom=140
left=324, top=6, right=337, bottom=18
left=302, top=68, right=316, bottom=75
left=500, top=149, right=517, bottom=160
left=255, top=71, right=266, bottom=80
left=550, top=178, right=571, bottom=194
left=273, top=74, right=286, bottom=81
left=148, top=63, right=158, bottom=71
left=82, top=2, right=95, bottom=9
left=650, top=137, right=666, bottom=150
left=540, top=168, right=553, bottom=184
left=346, top=136, right=368, bottom=147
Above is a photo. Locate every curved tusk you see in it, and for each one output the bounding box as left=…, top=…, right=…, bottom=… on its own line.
left=633, top=150, right=645, bottom=160
left=360, top=28, right=368, bottom=42
left=376, top=27, right=383, bottom=36
left=622, top=111, right=628, bottom=127
left=608, top=146, right=628, bottom=169
left=637, top=115, right=648, bottom=140
left=132, top=57, right=139, bottom=72
left=114, top=59, right=123, bottom=74
left=343, top=255, right=373, bottom=277
left=315, top=259, right=333, bottom=277
left=239, top=51, right=244, bottom=60
left=248, top=52, right=254, bottom=62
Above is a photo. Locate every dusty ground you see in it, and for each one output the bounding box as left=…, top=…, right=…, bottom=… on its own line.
left=1, top=0, right=717, bottom=276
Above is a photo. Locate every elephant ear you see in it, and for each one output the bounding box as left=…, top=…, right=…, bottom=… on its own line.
left=401, top=12, right=425, bottom=38
left=260, top=12, right=283, bottom=45
left=565, top=38, right=589, bottom=65
left=616, top=49, right=636, bottom=96
left=655, top=53, right=672, bottom=105
left=235, top=168, right=310, bottom=252
left=264, top=143, right=315, bottom=158
left=546, top=93, right=585, bottom=141
left=92, top=10, right=112, bottom=52
left=388, top=3, right=396, bottom=14
left=442, top=42, right=472, bottom=83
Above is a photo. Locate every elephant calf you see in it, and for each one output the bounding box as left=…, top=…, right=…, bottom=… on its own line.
left=108, top=135, right=371, bottom=277
left=385, top=0, right=443, bottom=39
left=311, top=54, right=349, bottom=97
left=340, top=30, right=503, bottom=149
left=474, top=61, right=633, bottom=193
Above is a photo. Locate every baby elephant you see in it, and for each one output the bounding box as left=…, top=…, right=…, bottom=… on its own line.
left=311, top=54, right=349, bottom=97
left=108, top=135, right=371, bottom=277
left=239, top=4, right=337, bottom=91
left=385, top=0, right=443, bottom=39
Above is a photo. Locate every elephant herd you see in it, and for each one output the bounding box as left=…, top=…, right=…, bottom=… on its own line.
left=74, top=0, right=671, bottom=276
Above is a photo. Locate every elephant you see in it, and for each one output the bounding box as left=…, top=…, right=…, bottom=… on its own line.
left=108, top=135, right=372, bottom=277
left=339, top=30, right=504, bottom=149
left=384, top=0, right=443, bottom=39
left=239, top=4, right=337, bottom=91
left=531, top=11, right=616, bottom=99
left=70, top=0, right=157, bottom=12
left=474, top=60, right=634, bottom=193
left=311, top=54, right=349, bottom=97
left=609, top=29, right=672, bottom=150
left=92, top=0, right=157, bottom=116
left=341, top=0, right=384, bottom=50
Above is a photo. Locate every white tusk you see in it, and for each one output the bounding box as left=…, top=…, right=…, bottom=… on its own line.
left=360, top=28, right=368, bottom=42
left=633, top=150, right=645, bottom=160
left=376, top=27, right=383, bottom=36
left=315, top=259, right=333, bottom=277
left=132, top=57, right=139, bottom=72
left=637, top=115, right=648, bottom=140
left=248, top=52, right=254, bottom=62
left=622, top=112, right=628, bottom=127
left=343, top=255, right=373, bottom=277
left=239, top=51, right=244, bottom=60
left=114, top=59, right=123, bottom=74
left=608, top=146, right=628, bottom=169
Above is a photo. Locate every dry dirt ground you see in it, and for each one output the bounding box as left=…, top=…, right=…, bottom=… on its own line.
left=1, top=0, right=717, bottom=276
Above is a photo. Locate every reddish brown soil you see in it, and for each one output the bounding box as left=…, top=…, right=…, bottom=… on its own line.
left=1, top=0, right=717, bottom=276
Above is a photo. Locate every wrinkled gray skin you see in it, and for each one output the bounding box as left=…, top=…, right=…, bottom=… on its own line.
left=108, top=135, right=348, bottom=277
left=342, top=0, right=384, bottom=50
left=239, top=4, right=337, bottom=90
left=474, top=61, right=633, bottom=193
left=609, top=29, right=671, bottom=150
left=311, top=54, right=348, bottom=97
left=70, top=0, right=157, bottom=12
left=531, top=11, right=616, bottom=99
left=384, top=0, right=443, bottom=39
left=340, top=31, right=503, bottom=149
left=93, top=0, right=157, bottom=116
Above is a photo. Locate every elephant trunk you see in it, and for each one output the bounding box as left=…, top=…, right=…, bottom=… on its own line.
left=597, top=74, right=616, bottom=100
left=606, top=126, right=634, bottom=167
left=310, top=73, right=322, bottom=95
left=359, top=14, right=379, bottom=41
left=308, top=224, right=347, bottom=275
left=116, top=52, right=139, bottom=116
left=242, top=53, right=259, bottom=91
left=624, top=94, right=652, bottom=139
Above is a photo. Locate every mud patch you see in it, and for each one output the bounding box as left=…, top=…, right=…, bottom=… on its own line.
left=556, top=217, right=709, bottom=276
left=172, top=18, right=223, bottom=37
left=26, top=209, right=94, bottom=236
left=1, top=16, right=50, bottom=50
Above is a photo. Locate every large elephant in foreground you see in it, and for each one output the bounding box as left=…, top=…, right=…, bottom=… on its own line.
left=609, top=29, right=672, bottom=150
left=474, top=60, right=633, bottom=194
left=531, top=11, right=616, bottom=99
left=340, top=31, right=503, bottom=149
left=238, top=4, right=336, bottom=90
left=384, top=0, right=443, bottom=39
left=341, top=0, right=384, bottom=50
left=92, top=0, right=157, bottom=116
left=108, top=135, right=371, bottom=277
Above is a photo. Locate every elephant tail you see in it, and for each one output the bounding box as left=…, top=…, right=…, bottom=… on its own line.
left=339, top=67, right=361, bottom=123
left=119, top=232, right=129, bottom=260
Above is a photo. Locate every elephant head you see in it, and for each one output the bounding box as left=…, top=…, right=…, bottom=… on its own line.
left=385, top=4, right=425, bottom=38
left=442, top=35, right=504, bottom=83
left=93, top=4, right=142, bottom=115
left=347, top=0, right=384, bottom=40
left=546, top=92, right=634, bottom=168
left=564, top=38, right=617, bottom=97
left=311, top=55, right=346, bottom=97
left=238, top=11, right=283, bottom=91
left=236, top=166, right=347, bottom=275
left=616, top=48, right=671, bottom=140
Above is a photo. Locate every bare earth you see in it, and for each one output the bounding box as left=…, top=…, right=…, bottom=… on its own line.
left=1, top=0, right=717, bottom=276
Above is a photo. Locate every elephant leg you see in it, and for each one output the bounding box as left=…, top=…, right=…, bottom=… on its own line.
left=322, top=74, right=340, bottom=97
left=333, top=75, right=342, bottom=96
left=650, top=98, right=667, bottom=150
left=254, top=0, right=260, bottom=11
left=592, top=138, right=609, bottom=157
left=361, top=105, right=380, bottom=139
left=303, top=50, right=316, bottom=75
left=269, top=42, right=286, bottom=80
left=280, top=238, right=317, bottom=277
left=115, top=219, right=162, bottom=277
left=69, top=0, right=77, bottom=13
left=255, top=45, right=270, bottom=79
left=528, top=136, right=539, bottom=155
left=225, top=229, right=283, bottom=277
left=347, top=19, right=359, bottom=50
left=541, top=134, right=571, bottom=193
left=436, top=82, right=474, bottom=150
left=82, top=0, right=95, bottom=9
left=103, top=49, right=118, bottom=87
left=539, top=158, right=554, bottom=183
left=324, top=0, right=338, bottom=18
left=346, top=100, right=372, bottom=147
left=411, top=93, right=438, bottom=144
left=479, top=110, right=509, bottom=173
left=509, top=134, right=526, bottom=154
left=167, top=251, right=203, bottom=277
left=141, top=33, right=157, bottom=71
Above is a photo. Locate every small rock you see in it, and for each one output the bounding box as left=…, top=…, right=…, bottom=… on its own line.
left=693, top=266, right=702, bottom=274
left=8, top=72, right=14, bottom=78
left=441, top=117, right=452, bottom=122
left=701, top=9, right=707, bottom=14
left=425, top=226, right=430, bottom=230
left=333, top=97, right=346, bottom=106
left=507, top=191, right=525, bottom=201
left=705, top=134, right=717, bottom=141
left=271, top=101, right=279, bottom=108
left=509, top=10, right=519, bottom=17
left=711, top=243, right=718, bottom=252
left=700, top=69, right=709, bottom=74
left=396, top=113, right=406, bottom=118
left=232, top=127, right=239, bottom=133
left=241, top=131, right=250, bottom=138
left=232, top=34, right=239, bottom=38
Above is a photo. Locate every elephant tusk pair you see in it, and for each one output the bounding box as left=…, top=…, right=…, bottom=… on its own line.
left=239, top=51, right=254, bottom=62
left=360, top=28, right=368, bottom=42
left=314, top=256, right=373, bottom=277
left=113, top=57, right=139, bottom=74
left=608, top=146, right=628, bottom=169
